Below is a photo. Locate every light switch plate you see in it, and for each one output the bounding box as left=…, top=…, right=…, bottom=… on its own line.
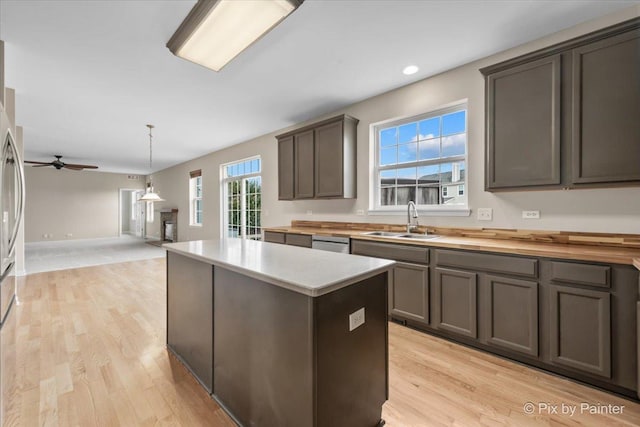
left=349, top=307, right=365, bottom=331
left=522, top=210, right=540, bottom=219
left=477, top=208, right=493, bottom=221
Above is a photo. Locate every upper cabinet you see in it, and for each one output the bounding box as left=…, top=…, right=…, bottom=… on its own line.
left=571, top=30, right=640, bottom=184
left=485, top=55, right=561, bottom=189
left=276, top=115, right=358, bottom=200
left=481, top=18, right=640, bottom=191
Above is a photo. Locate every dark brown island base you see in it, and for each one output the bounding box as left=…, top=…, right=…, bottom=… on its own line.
left=164, top=239, right=395, bottom=427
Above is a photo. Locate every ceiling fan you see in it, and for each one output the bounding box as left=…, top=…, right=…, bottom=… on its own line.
left=24, top=155, right=98, bottom=171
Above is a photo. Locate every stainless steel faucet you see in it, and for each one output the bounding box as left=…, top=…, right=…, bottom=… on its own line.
left=407, top=201, right=419, bottom=233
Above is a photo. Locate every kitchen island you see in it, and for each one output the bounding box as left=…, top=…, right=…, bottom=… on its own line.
left=164, top=238, right=395, bottom=427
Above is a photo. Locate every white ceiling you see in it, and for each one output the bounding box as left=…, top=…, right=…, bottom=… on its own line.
left=1, top=0, right=636, bottom=174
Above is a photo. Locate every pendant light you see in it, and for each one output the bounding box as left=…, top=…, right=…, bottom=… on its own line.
left=139, top=124, right=165, bottom=202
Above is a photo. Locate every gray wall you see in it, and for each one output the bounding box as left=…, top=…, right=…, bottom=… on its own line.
left=149, top=6, right=640, bottom=240
left=24, top=167, right=144, bottom=242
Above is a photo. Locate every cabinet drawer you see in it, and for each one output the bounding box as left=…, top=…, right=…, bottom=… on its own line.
left=435, top=249, right=537, bottom=278
left=264, top=231, right=286, bottom=244
left=351, top=240, right=429, bottom=264
left=550, top=261, right=610, bottom=288
left=285, top=233, right=312, bottom=248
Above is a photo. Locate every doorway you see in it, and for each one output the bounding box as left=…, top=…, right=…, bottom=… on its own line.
left=119, top=189, right=146, bottom=238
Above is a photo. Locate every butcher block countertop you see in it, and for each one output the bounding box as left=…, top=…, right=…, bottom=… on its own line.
left=263, top=222, right=640, bottom=266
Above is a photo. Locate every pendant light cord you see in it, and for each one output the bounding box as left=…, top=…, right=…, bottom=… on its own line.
left=147, top=124, right=154, bottom=190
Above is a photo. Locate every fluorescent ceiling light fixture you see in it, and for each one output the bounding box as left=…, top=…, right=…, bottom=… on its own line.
left=167, top=0, right=304, bottom=72
left=403, top=65, right=419, bottom=75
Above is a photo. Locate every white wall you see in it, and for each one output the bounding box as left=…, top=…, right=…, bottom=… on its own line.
left=24, top=167, right=145, bottom=242
left=150, top=6, right=640, bottom=240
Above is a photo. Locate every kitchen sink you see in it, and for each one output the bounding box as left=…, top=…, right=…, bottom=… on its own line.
left=397, top=234, right=440, bottom=240
left=360, top=231, right=405, bottom=237
left=360, top=231, right=440, bottom=240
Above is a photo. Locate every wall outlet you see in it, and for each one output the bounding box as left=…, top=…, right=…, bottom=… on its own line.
left=522, top=210, right=540, bottom=219
left=477, top=208, right=493, bottom=221
left=306, top=210, right=312, bottom=215
left=349, top=307, right=365, bottom=331
left=356, top=209, right=365, bottom=216
left=66, top=233, right=73, bottom=238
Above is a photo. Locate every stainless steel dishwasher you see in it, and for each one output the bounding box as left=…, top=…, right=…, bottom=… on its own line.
left=311, top=235, right=350, bottom=253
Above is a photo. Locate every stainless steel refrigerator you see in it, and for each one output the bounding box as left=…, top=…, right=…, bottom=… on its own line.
left=0, top=129, right=24, bottom=327
left=0, top=129, right=24, bottom=423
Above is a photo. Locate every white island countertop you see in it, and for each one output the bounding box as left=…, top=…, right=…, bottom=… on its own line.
left=163, top=238, right=395, bottom=297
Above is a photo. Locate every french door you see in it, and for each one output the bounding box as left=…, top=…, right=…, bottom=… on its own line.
left=222, top=158, right=261, bottom=240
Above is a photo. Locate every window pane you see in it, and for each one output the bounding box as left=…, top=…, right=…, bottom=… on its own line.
left=442, top=110, right=465, bottom=136
left=380, top=147, right=397, bottom=166
left=398, top=122, right=418, bottom=144
left=396, top=187, right=416, bottom=205
left=380, top=187, right=396, bottom=206
left=417, top=186, right=439, bottom=205
left=397, top=167, right=416, bottom=185
left=419, top=138, right=439, bottom=160
left=441, top=161, right=465, bottom=184
left=441, top=134, right=465, bottom=157
left=398, top=142, right=417, bottom=163
left=418, top=165, right=439, bottom=185
left=380, top=128, right=397, bottom=147
left=440, top=163, right=453, bottom=184
left=419, top=117, right=440, bottom=139
left=380, top=169, right=396, bottom=187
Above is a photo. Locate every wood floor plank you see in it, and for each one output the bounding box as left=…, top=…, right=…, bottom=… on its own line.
left=2, top=257, right=640, bottom=426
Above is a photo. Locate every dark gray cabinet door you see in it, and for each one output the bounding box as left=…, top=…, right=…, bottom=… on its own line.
left=483, top=275, right=538, bottom=357
left=390, top=262, right=429, bottom=324
left=571, top=30, right=640, bottom=184
left=486, top=54, right=561, bottom=189
left=264, top=231, right=286, bottom=244
left=278, top=136, right=294, bottom=200
left=315, top=120, right=344, bottom=198
left=294, top=130, right=315, bottom=199
left=549, top=284, right=611, bottom=378
left=285, top=233, right=312, bottom=248
left=435, top=268, right=478, bottom=339
left=637, top=299, right=640, bottom=398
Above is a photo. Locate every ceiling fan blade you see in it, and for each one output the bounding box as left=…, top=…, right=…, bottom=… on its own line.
left=64, top=163, right=98, bottom=169
left=32, top=164, right=53, bottom=167
left=62, top=165, right=84, bottom=170
left=24, top=160, right=53, bottom=165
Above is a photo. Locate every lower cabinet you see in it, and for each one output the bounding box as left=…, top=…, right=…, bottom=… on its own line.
left=483, top=275, right=538, bottom=357
left=353, top=239, right=638, bottom=398
left=390, top=262, right=429, bottom=324
left=264, top=231, right=312, bottom=248
left=351, top=240, right=430, bottom=327
left=434, top=268, right=477, bottom=339
left=548, top=284, right=611, bottom=378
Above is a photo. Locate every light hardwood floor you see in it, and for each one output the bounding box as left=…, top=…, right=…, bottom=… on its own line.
left=2, top=258, right=639, bottom=426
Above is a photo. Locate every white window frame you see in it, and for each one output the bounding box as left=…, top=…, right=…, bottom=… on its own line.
left=220, top=156, right=261, bottom=239
left=189, top=175, right=203, bottom=226
left=369, top=100, right=470, bottom=216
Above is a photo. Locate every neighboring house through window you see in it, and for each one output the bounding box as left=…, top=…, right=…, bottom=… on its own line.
left=189, top=169, right=203, bottom=226
left=371, top=102, right=468, bottom=213
left=221, top=157, right=261, bottom=240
